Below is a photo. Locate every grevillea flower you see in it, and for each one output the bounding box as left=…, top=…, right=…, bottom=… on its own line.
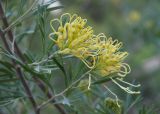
left=128, top=10, right=141, bottom=23
left=49, top=13, right=131, bottom=76
left=49, top=13, right=98, bottom=68
left=92, top=33, right=131, bottom=77
left=50, top=13, right=130, bottom=76
left=49, top=13, right=140, bottom=101
left=105, top=98, right=122, bottom=114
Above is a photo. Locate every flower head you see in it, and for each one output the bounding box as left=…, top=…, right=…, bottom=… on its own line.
left=49, top=13, right=130, bottom=76
left=128, top=10, right=141, bottom=23
left=105, top=97, right=122, bottom=114
left=49, top=13, right=140, bottom=99
left=49, top=13, right=98, bottom=68
left=93, top=34, right=131, bottom=77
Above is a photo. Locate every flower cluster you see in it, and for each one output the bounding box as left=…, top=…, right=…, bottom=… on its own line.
left=94, top=36, right=131, bottom=77
left=49, top=13, right=130, bottom=77
left=49, top=14, right=140, bottom=107
left=49, top=13, right=99, bottom=68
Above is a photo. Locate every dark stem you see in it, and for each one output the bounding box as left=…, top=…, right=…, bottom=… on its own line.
left=0, top=1, right=25, bottom=62
left=0, top=2, right=39, bottom=114
left=0, top=30, right=39, bottom=114
left=0, top=1, right=66, bottom=114
left=34, top=77, right=66, bottom=114
left=15, top=66, right=40, bottom=114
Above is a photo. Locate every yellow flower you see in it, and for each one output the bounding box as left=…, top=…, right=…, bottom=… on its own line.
left=49, top=13, right=98, bottom=68
left=49, top=13, right=130, bottom=76
left=128, top=10, right=141, bottom=23
left=93, top=34, right=131, bottom=77
left=105, top=98, right=122, bottom=114
left=49, top=13, right=140, bottom=99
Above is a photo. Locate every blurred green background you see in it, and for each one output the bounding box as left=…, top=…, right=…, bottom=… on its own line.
left=0, top=0, right=160, bottom=113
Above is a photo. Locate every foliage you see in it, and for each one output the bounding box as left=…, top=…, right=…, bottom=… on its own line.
left=0, top=0, right=159, bottom=114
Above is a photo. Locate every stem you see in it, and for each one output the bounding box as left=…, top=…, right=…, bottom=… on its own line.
left=0, top=30, right=39, bottom=114
left=2, top=0, right=38, bottom=34
left=29, top=51, right=59, bottom=65
left=0, top=1, right=66, bottom=114
left=0, top=2, right=39, bottom=114
left=16, top=66, right=40, bottom=114
left=0, top=2, right=25, bottom=62
left=38, top=70, right=91, bottom=110
left=34, top=77, right=66, bottom=114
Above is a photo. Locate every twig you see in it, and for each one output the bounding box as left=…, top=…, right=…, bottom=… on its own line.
left=2, top=0, right=38, bottom=33
left=38, top=70, right=91, bottom=110
left=0, top=30, right=39, bottom=114
left=15, top=66, right=40, bottom=114
left=0, top=1, right=67, bottom=114
left=0, top=2, right=39, bottom=114
left=34, top=77, right=67, bottom=114
left=0, top=1, right=25, bottom=62
left=29, top=54, right=74, bottom=66
left=29, top=51, right=59, bottom=65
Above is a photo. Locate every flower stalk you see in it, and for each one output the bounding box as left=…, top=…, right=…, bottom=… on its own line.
left=49, top=13, right=140, bottom=104
left=49, top=13, right=131, bottom=77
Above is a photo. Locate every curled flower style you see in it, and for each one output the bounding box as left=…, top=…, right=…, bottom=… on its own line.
left=93, top=34, right=131, bottom=77
left=49, top=13, right=140, bottom=99
left=49, top=13, right=130, bottom=77
left=49, top=13, right=98, bottom=68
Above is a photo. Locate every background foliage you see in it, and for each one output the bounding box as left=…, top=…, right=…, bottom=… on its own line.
left=0, top=0, right=160, bottom=114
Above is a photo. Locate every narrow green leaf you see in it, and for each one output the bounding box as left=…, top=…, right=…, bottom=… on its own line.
left=0, top=60, right=14, bottom=70
left=52, top=57, right=68, bottom=86
left=0, top=78, right=18, bottom=83
left=92, top=75, right=118, bottom=85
